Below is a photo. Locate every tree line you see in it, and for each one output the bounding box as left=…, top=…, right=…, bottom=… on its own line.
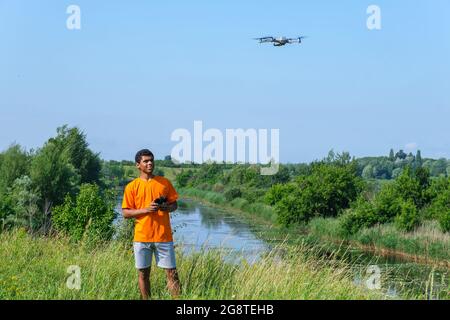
left=0, top=125, right=116, bottom=241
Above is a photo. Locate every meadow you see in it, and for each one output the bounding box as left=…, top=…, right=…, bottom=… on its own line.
left=0, top=229, right=382, bottom=300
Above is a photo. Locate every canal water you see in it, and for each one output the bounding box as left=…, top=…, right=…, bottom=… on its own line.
left=115, top=197, right=449, bottom=300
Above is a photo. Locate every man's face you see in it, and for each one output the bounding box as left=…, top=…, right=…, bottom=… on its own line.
left=137, top=155, right=154, bottom=174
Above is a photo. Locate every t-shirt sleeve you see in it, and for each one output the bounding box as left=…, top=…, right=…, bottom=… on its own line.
left=165, top=179, right=178, bottom=203
left=122, top=183, right=135, bottom=209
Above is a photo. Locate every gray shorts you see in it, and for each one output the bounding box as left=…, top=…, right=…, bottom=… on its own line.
left=133, top=242, right=177, bottom=269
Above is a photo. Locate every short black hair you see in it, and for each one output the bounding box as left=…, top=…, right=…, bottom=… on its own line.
left=135, top=149, right=154, bottom=164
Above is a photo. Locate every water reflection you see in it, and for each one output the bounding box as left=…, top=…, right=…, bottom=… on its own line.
left=171, top=200, right=270, bottom=263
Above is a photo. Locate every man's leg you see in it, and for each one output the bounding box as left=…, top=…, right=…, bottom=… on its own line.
left=138, top=267, right=151, bottom=300
left=134, top=242, right=153, bottom=300
left=165, top=268, right=181, bottom=298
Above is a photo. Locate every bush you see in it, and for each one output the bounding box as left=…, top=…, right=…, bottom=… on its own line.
left=212, top=183, right=225, bottom=193
left=394, top=166, right=429, bottom=208
left=394, top=199, right=420, bottom=232
left=224, top=187, right=242, bottom=201
left=241, top=187, right=265, bottom=203
left=175, top=169, right=194, bottom=188
left=339, top=198, right=378, bottom=236
left=267, top=161, right=364, bottom=226
left=438, top=207, right=450, bottom=233
left=264, top=183, right=294, bottom=206
left=153, top=168, right=164, bottom=176
left=52, top=183, right=116, bottom=242
left=427, top=187, right=450, bottom=232
left=373, top=184, right=401, bottom=223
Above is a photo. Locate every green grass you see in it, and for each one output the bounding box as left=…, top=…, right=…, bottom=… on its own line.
left=0, top=229, right=383, bottom=300
left=178, top=187, right=277, bottom=224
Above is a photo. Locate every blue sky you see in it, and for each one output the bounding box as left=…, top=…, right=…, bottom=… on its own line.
left=1, top=0, right=449, bottom=162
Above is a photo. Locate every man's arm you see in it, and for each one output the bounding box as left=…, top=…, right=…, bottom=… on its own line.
left=122, top=201, right=177, bottom=218
left=122, top=202, right=159, bottom=219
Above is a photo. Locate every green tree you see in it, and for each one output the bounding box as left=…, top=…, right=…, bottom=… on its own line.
left=8, top=176, right=42, bottom=233
left=30, top=139, right=80, bottom=224
left=0, top=144, right=29, bottom=195
left=51, top=125, right=102, bottom=184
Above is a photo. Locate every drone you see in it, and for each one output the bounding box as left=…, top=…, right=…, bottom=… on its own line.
left=254, top=36, right=307, bottom=47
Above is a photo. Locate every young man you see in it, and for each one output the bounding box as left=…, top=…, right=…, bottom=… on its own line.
left=122, top=149, right=181, bottom=299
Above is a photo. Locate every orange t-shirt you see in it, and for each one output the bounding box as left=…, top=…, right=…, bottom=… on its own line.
left=122, top=176, right=178, bottom=242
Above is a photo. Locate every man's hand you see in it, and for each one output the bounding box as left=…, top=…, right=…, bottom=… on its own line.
left=146, top=201, right=160, bottom=213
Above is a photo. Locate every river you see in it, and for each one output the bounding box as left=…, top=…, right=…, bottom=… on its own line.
left=115, top=197, right=449, bottom=300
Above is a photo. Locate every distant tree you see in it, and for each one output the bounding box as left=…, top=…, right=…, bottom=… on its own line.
left=395, top=150, right=407, bottom=160
left=325, top=149, right=336, bottom=163
left=362, top=164, right=374, bottom=179
left=389, top=149, right=395, bottom=161
left=430, top=158, right=448, bottom=177
left=415, top=150, right=423, bottom=167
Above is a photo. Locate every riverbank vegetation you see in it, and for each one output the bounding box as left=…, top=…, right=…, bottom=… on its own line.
left=170, top=152, right=449, bottom=263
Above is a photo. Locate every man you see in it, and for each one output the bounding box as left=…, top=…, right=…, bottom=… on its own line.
left=122, top=149, right=181, bottom=299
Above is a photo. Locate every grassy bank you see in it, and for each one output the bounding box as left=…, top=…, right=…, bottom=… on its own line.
left=0, top=229, right=382, bottom=300
left=178, top=188, right=450, bottom=267
left=307, top=218, right=450, bottom=266
left=178, top=187, right=276, bottom=225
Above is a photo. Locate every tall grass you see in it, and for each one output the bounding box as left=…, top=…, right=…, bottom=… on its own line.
left=0, top=229, right=382, bottom=300
left=307, top=218, right=450, bottom=263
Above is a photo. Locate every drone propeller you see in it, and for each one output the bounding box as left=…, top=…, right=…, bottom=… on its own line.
left=286, top=36, right=308, bottom=43
left=253, top=36, right=274, bottom=43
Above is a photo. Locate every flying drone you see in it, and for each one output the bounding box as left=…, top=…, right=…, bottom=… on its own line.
left=254, top=36, right=307, bottom=46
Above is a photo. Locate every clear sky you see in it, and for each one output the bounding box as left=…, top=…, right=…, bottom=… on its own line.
left=1, top=0, right=449, bottom=163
